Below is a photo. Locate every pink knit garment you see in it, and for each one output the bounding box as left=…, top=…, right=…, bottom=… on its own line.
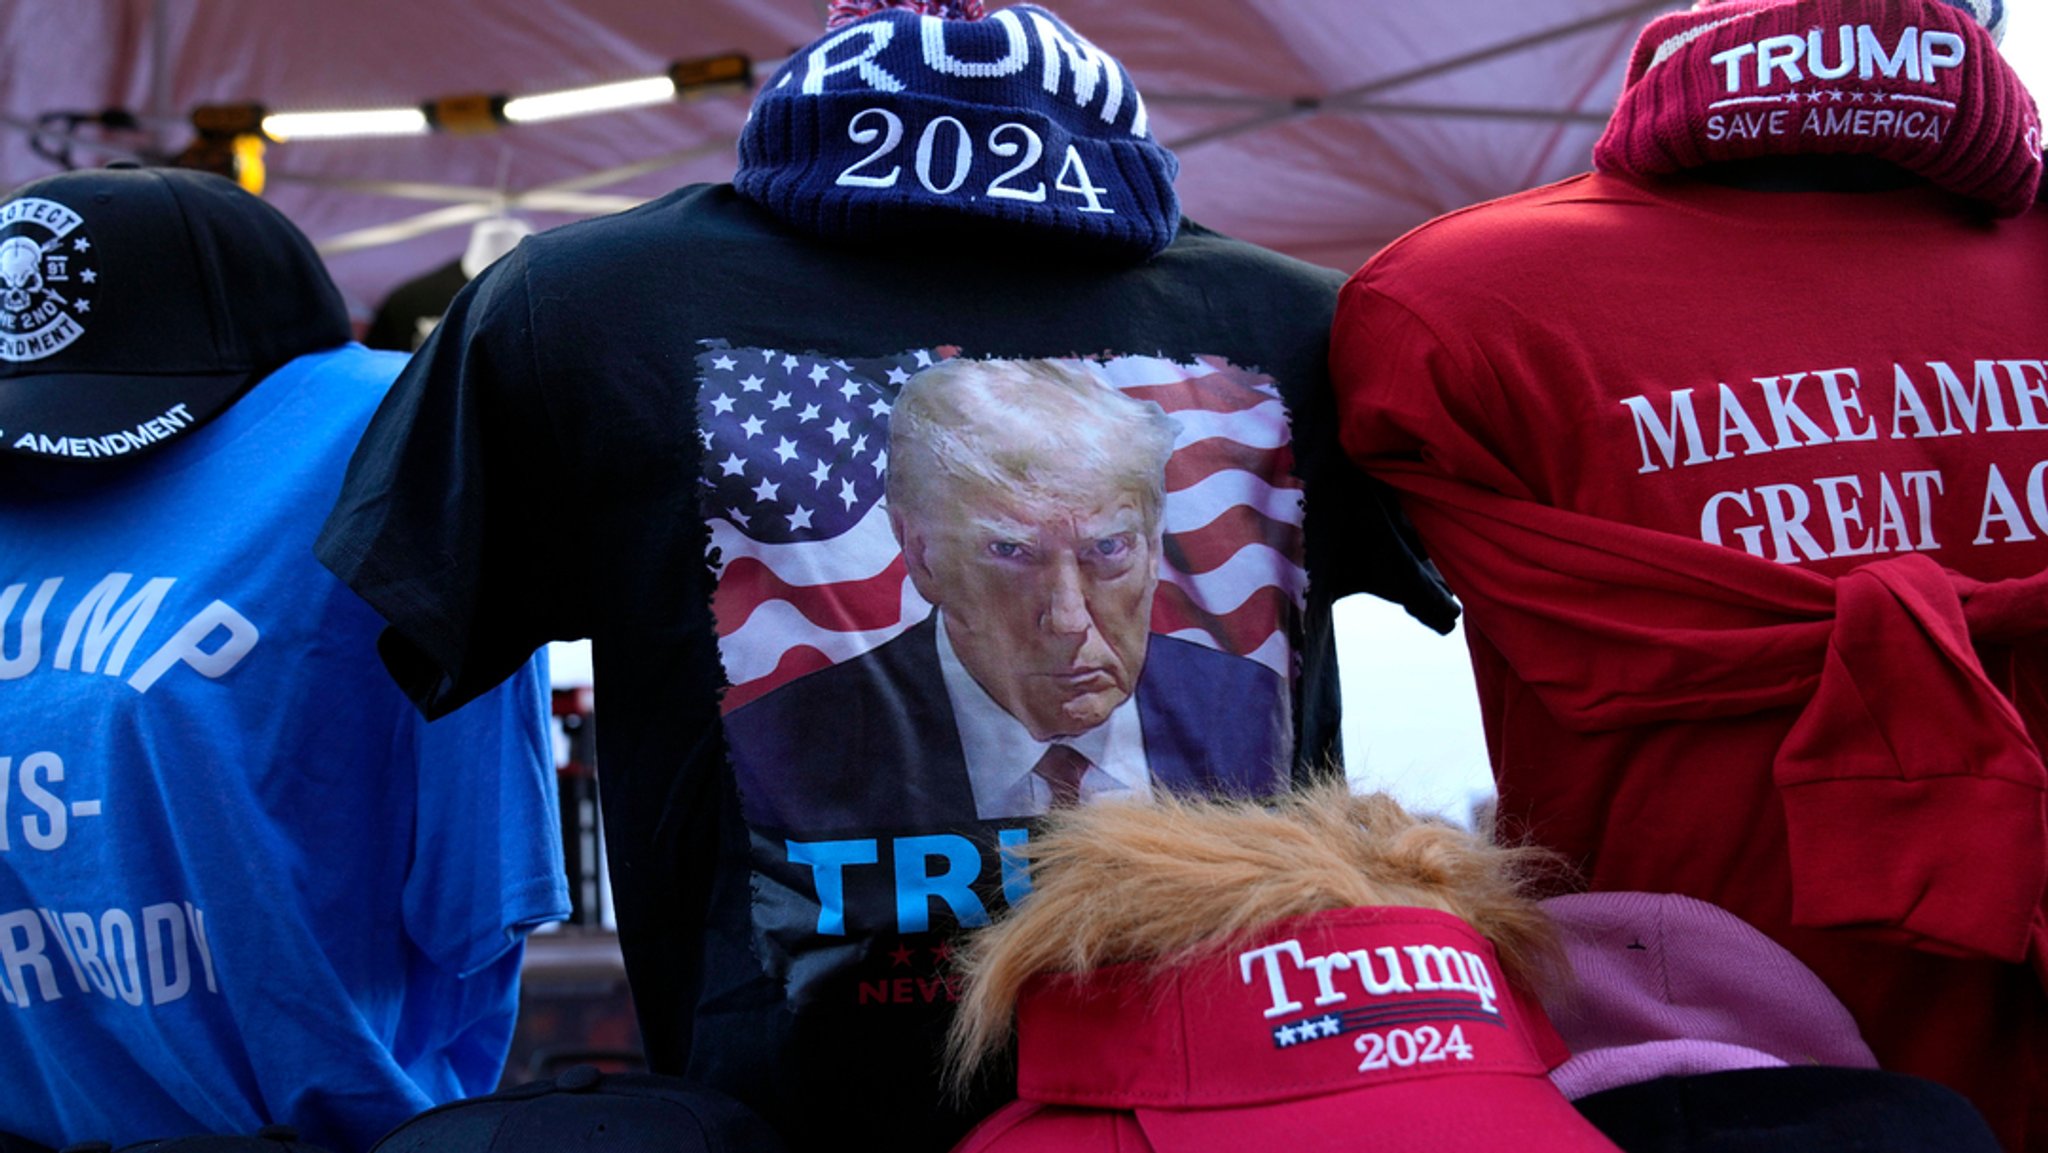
left=1594, top=0, right=2042, bottom=214
left=825, top=0, right=986, bottom=29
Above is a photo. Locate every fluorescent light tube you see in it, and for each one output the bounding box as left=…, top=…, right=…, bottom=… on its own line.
left=261, top=108, right=430, bottom=141
left=501, top=77, right=676, bottom=123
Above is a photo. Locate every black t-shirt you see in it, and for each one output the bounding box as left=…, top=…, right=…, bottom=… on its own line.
left=363, top=258, right=467, bottom=353
left=317, top=183, right=1450, bottom=1151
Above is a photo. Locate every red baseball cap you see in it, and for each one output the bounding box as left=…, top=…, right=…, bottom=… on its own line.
left=955, top=906, right=1620, bottom=1153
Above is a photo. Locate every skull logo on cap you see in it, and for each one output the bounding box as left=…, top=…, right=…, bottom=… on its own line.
left=0, top=236, right=45, bottom=314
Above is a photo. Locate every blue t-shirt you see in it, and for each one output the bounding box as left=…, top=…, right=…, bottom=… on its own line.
left=0, top=345, right=568, bottom=1151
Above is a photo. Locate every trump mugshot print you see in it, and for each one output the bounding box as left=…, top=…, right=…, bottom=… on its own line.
left=697, top=345, right=1305, bottom=991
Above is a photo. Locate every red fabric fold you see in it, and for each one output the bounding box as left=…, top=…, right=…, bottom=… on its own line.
left=1375, top=460, right=2048, bottom=967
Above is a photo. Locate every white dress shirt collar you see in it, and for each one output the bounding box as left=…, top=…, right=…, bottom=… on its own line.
left=931, top=610, right=1153, bottom=820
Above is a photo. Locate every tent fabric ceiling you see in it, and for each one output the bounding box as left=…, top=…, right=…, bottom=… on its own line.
left=0, top=0, right=1676, bottom=319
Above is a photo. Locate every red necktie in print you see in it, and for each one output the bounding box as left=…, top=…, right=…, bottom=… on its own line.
left=1032, top=744, right=1091, bottom=809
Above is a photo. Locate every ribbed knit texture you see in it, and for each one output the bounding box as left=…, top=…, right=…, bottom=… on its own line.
left=1700, top=0, right=2006, bottom=43
left=1595, top=0, right=2041, bottom=215
left=828, top=0, right=985, bottom=29
left=1542, top=893, right=1878, bottom=1102
left=736, top=4, right=1180, bottom=259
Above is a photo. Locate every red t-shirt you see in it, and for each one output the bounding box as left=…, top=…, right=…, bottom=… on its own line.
left=1334, top=170, right=2048, bottom=1149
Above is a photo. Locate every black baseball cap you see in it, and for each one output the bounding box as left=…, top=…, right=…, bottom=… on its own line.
left=1573, top=1066, right=2004, bottom=1152
left=0, top=165, right=349, bottom=461
left=111, top=1126, right=335, bottom=1153
left=369, top=1066, right=788, bottom=1153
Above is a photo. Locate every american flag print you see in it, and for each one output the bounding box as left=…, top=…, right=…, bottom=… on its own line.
left=697, top=344, right=1307, bottom=714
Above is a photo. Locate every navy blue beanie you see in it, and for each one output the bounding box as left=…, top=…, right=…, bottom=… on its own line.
left=736, top=3, right=1181, bottom=259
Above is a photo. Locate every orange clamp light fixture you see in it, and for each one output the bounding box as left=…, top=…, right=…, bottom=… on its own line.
left=169, top=132, right=267, bottom=195
left=180, top=103, right=270, bottom=193
left=423, top=94, right=506, bottom=136
left=670, top=53, right=753, bottom=95
left=190, top=102, right=268, bottom=138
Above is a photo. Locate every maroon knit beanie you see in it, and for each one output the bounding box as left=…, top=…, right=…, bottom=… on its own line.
left=1594, top=0, right=2042, bottom=214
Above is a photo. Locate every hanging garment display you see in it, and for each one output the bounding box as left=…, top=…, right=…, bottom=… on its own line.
left=317, top=3, right=1451, bottom=1148
left=1331, top=1, right=2048, bottom=1144
left=0, top=167, right=568, bottom=1151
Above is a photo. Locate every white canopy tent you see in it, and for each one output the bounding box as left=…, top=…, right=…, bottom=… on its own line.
left=2, top=0, right=1676, bottom=315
